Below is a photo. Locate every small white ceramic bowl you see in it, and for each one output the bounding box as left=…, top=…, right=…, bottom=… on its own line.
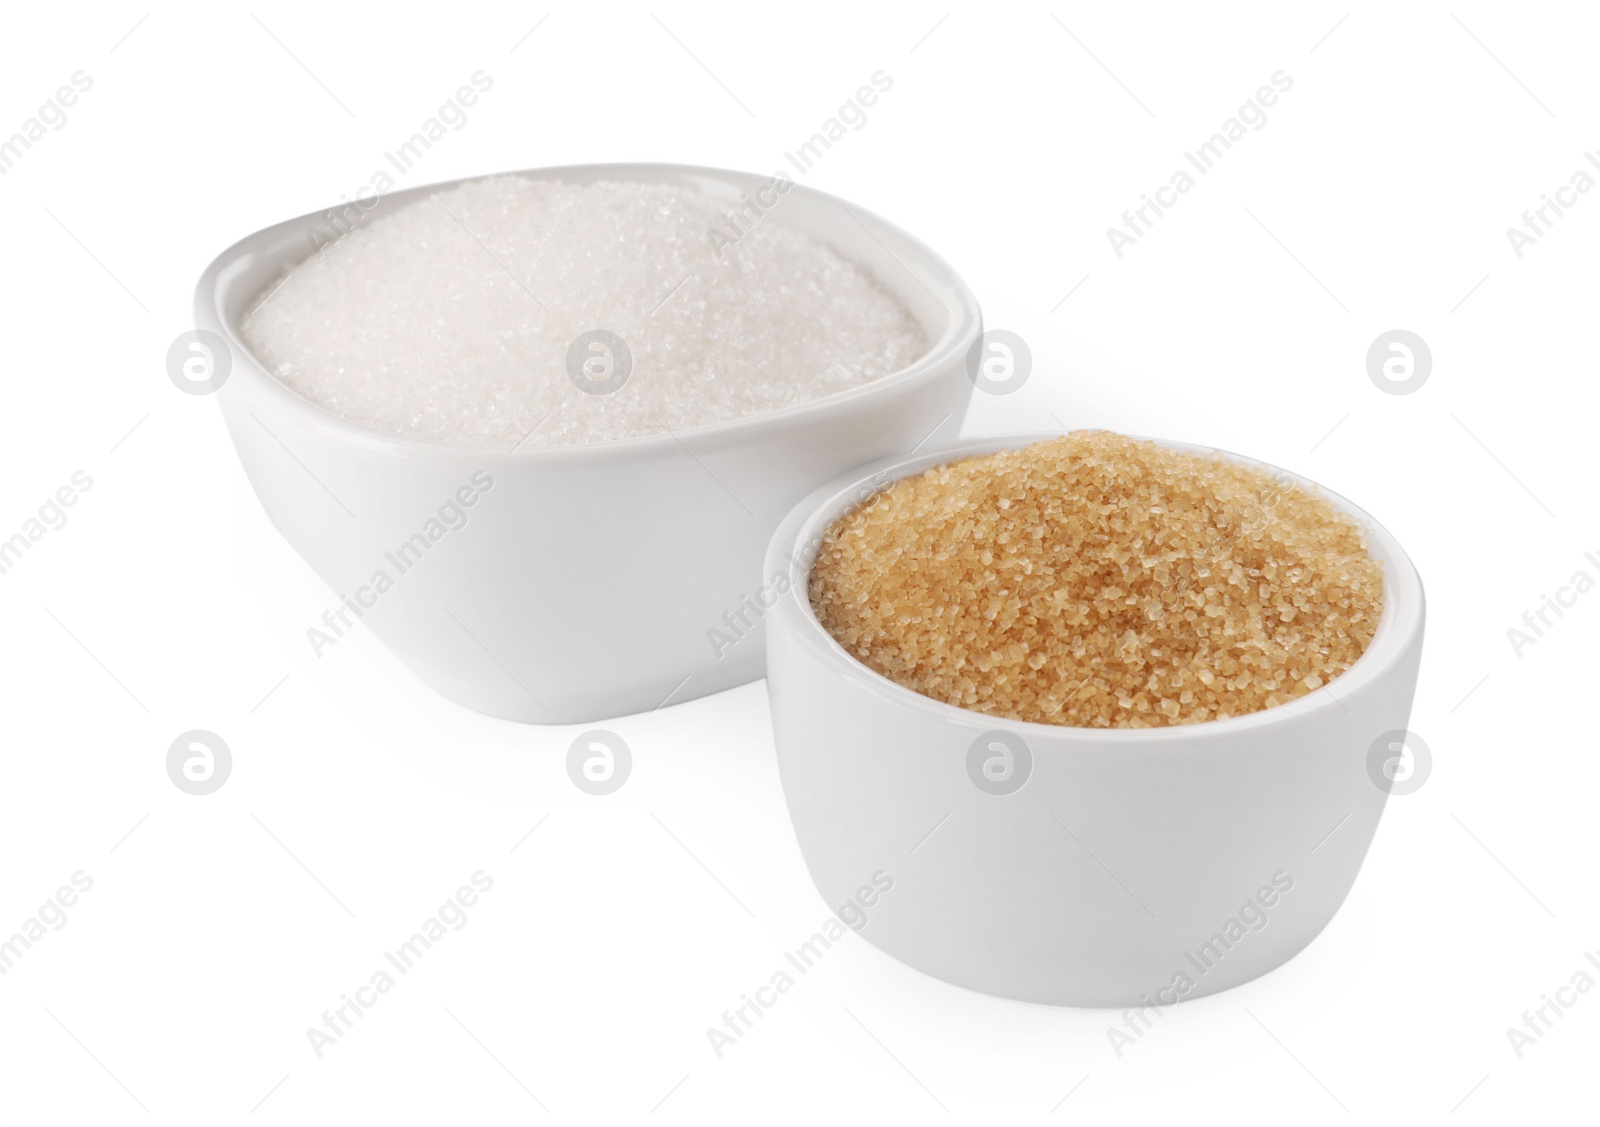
left=765, top=433, right=1425, bottom=1007
left=195, top=163, right=981, bottom=723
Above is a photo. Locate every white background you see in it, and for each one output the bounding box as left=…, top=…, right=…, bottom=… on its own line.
left=1, top=1, right=1594, bottom=1123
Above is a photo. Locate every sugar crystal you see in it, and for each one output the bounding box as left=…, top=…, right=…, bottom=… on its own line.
left=240, top=176, right=927, bottom=446
left=808, top=432, right=1384, bottom=728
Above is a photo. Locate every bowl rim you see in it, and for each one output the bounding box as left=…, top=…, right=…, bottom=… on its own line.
left=194, top=161, right=983, bottom=465
left=765, top=431, right=1426, bottom=745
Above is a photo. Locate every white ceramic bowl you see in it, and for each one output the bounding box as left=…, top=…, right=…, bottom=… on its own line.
left=765, top=433, right=1425, bottom=1007
left=195, top=163, right=981, bottom=723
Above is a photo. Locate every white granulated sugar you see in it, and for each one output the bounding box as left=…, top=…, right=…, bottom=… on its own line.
left=240, top=176, right=929, bottom=447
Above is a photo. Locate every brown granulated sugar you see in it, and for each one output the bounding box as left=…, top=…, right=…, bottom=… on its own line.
left=808, top=432, right=1385, bottom=728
